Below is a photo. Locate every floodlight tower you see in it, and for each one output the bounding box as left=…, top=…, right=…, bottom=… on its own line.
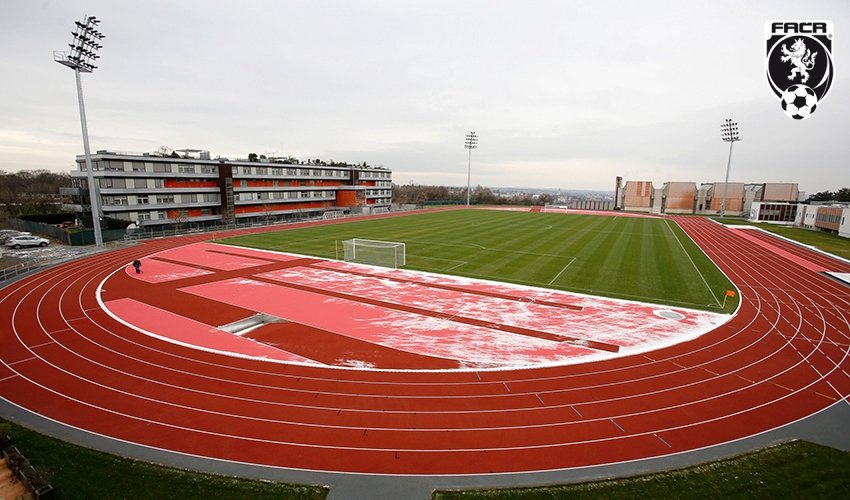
left=54, top=15, right=106, bottom=247
left=719, top=119, right=741, bottom=218
left=464, top=131, right=478, bottom=206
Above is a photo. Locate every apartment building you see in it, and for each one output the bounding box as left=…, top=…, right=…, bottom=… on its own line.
left=64, top=150, right=392, bottom=228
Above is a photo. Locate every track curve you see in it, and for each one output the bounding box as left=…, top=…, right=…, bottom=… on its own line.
left=1, top=217, right=848, bottom=475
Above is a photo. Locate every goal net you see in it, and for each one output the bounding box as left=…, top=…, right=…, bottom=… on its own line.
left=323, top=210, right=345, bottom=220
left=341, top=239, right=406, bottom=268
left=372, top=206, right=390, bottom=215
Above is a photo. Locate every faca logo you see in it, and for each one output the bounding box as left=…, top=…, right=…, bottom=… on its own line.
left=765, top=21, right=834, bottom=120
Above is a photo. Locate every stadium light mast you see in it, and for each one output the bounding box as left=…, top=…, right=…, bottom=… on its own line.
left=54, top=15, right=106, bottom=247
left=464, top=131, right=478, bottom=206
left=719, top=119, right=741, bottom=218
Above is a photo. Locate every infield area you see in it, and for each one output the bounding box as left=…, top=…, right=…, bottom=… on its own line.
left=220, top=209, right=736, bottom=312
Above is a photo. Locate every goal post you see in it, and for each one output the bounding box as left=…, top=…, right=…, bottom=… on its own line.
left=372, top=206, right=390, bottom=215
left=341, top=239, right=406, bottom=268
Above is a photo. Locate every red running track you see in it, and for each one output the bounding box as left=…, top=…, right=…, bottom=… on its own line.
left=0, top=217, right=849, bottom=475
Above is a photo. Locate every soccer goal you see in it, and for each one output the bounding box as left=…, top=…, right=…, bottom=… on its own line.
left=341, top=239, right=406, bottom=268
left=372, top=206, right=390, bottom=215
left=323, top=210, right=346, bottom=220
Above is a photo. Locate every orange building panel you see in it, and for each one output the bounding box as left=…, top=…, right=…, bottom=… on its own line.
left=336, top=189, right=359, bottom=207
left=815, top=207, right=842, bottom=231
left=164, top=179, right=219, bottom=188
left=623, top=181, right=653, bottom=208
left=762, top=183, right=799, bottom=202
left=664, top=182, right=696, bottom=210
left=709, top=183, right=745, bottom=211
left=235, top=201, right=332, bottom=214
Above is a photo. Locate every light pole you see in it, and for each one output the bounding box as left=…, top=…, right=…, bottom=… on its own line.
left=55, top=15, right=106, bottom=247
left=719, top=119, right=741, bottom=218
left=464, top=131, right=478, bottom=206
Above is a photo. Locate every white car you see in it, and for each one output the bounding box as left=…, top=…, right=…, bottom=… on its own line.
left=6, top=235, right=49, bottom=249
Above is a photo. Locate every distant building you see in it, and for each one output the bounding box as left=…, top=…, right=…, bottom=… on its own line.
left=799, top=203, right=850, bottom=237
left=621, top=181, right=653, bottom=211
left=662, top=182, right=697, bottom=214
left=63, top=149, right=392, bottom=229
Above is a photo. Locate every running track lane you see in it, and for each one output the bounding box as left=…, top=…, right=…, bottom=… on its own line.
left=0, top=216, right=848, bottom=474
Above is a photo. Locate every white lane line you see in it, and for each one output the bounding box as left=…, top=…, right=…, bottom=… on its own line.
left=29, top=340, right=56, bottom=349
left=7, top=356, right=36, bottom=366
left=654, top=433, right=672, bottom=448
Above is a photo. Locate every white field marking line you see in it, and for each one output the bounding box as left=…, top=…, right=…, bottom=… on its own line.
left=0, top=374, right=19, bottom=382
left=827, top=381, right=846, bottom=403
left=664, top=219, right=721, bottom=307
left=28, top=340, right=56, bottom=349
left=654, top=433, right=672, bottom=448
left=445, top=261, right=468, bottom=272
left=412, top=240, right=486, bottom=250
left=7, top=356, right=36, bottom=366
left=548, top=257, right=577, bottom=286
left=408, top=239, right=567, bottom=259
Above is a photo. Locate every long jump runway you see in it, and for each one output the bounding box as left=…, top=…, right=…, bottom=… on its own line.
left=1, top=217, right=849, bottom=483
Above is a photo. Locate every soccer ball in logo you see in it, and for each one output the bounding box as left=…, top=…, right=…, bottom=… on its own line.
left=780, top=84, right=818, bottom=120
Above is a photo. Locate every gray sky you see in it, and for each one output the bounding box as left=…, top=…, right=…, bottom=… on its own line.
left=1, top=0, right=847, bottom=194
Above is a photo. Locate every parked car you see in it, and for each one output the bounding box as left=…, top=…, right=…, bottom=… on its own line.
left=6, top=235, right=49, bottom=249
left=0, top=230, right=29, bottom=244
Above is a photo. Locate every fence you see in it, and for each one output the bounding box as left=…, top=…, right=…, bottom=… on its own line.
left=11, top=218, right=127, bottom=245
left=2, top=442, right=53, bottom=498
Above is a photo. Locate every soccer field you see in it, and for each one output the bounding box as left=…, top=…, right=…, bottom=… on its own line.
left=219, top=209, right=736, bottom=312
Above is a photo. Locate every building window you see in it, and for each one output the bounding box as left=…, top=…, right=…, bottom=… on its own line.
left=156, top=195, right=175, bottom=204
left=201, top=165, right=217, bottom=174
left=139, top=212, right=151, bottom=221
left=256, top=167, right=268, bottom=175
left=99, top=178, right=127, bottom=188
left=183, top=193, right=198, bottom=203
left=137, top=195, right=149, bottom=205
left=132, top=163, right=146, bottom=172
left=133, top=178, right=147, bottom=188
left=153, top=163, right=171, bottom=173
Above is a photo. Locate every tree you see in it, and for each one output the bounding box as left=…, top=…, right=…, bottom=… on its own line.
left=807, top=190, right=834, bottom=202
left=248, top=153, right=258, bottom=162
left=836, top=188, right=850, bottom=202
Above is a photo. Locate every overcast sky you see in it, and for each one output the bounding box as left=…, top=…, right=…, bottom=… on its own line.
left=1, top=1, right=847, bottom=194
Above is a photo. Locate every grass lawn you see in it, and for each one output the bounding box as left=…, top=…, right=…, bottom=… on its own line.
left=713, top=217, right=850, bottom=260
left=0, top=418, right=328, bottom=500
left=221, top=209, right=736, bottom=312
left=432, top=440, right=850, bottom=499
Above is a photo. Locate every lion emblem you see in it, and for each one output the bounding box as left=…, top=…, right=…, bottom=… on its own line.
left=780, top=38, right=818, bottom=83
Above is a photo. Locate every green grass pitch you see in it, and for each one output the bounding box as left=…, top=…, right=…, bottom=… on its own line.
left=219, top=209, right=736, bottom=312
